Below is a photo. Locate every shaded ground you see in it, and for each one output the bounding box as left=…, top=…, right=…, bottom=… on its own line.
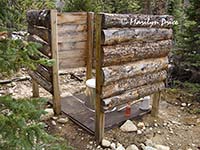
left=0, top=69, right=200, bottom=150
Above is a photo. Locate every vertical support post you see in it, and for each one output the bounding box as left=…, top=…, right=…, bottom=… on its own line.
left=32, top=79, right=39, bottom=97
left=86, top=12, right=94, bottom=80
left=95, top=14, right=105, bottom=144
left=50, top=10, right=61, bottom=115
left=151, top=92, right=161, bottom=117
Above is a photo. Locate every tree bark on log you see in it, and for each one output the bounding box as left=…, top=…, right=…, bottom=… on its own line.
left=103, top=57, right=169, bottom=85
left=27, top=10, right=51, bottom=28
left=102, top=28, right=173, bottom=45
left=102, top=70, right=167, bottom=98
left=102, top=82, right=165, bottom=111
left=103, top=40, right=172, bottom=66
left=28, top=35, right=51, bottom=58
left=29, top=71, right=53, bottom=94
left=28, top=25, right=50, bottom=43
left=101, top=13, right=174, bottom=29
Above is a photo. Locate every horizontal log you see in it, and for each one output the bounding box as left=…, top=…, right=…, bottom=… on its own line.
left=103, top=70, right=167, bottom=98
left=28, top=25, right=50, bottom=43
left=59, top=57, right=86, bottom=69
left=102, top=28, right=173, bottom=45
left=58, top=41, right=87, bottom=51
left=28, top=35, right=51, bottom=57
left=57, top=24, right=87, bottom=33
left=36, top=65, right=52, bottom=82
left=58, top=31, right=87, bottom=43
left=103, top=40, right=172, bottom=66
left=101, top=13, right=174, bottom=29
left=58, top=50, right=86, bottom=59
left=29, top=71, right=53, bottom=94
left=27, top=10, right=50, bottom=28
left=103, top=57, right=168, bottom=85
left=57, top=12, right=87, bottom=25
left=102, top=82, right=165, bottom=110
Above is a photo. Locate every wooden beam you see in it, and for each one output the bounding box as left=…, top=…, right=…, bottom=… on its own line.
left=95, top=14, right=105, bottom=144
left=50, top=10, right=61, bottom=115
left=151, top=92, right=161, bottom=117
left=86, top=12, right=94, bottom=80
left=32, top=79, right=39, bottom=98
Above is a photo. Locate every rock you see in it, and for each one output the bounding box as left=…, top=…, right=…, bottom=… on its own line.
left=154, top=123, right=158, bottom=127
left=197, top=118, right=200, bottom=123
left=110, top=143, right=116, bottom=150
left=116, top=145, right=125, bottom=150
left=51, top=120, right=56, bottom=126
left=102, top=139, right=111, bottom=148
left=120, top=120, right=137, bottom=132
left=187, top=148, right=192, bottom=150
left=157, top=130, right=161, bottom=134
left=181, top=103, right=187, bottom=107
left=145, top=139, right=154, bottom=147
left=52, top=116, right=58, bottom=120
left=137, top=122, right=145, bottom=128
left=143, top=146, right=157, bottom=150
left=40, top=108, right=54, bottom=120
left=137, top=130, right=142, bottom=135
left=117, top=143, right=123, bottom=148
left=155, top=145, right=170, bottom=150
left=126, top=144, right=139, bottom=150
left=57, top=117, right=69, bottom=124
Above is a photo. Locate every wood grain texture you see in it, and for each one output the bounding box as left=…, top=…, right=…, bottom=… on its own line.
left=58, top=31, right=87, bottom=43
left=101, top=13, right=174, bottom=29
left=57, top=24, right=87, bottom=33
left=29, top=71, right=53, bottom=93
left=59, top=58, right=86, bottom=69
left=36, top=65, right=52, bottom=82
left=28, top=35, right=51, bottom=57
left=27, top=10, right=50, bottom=28
left=151, top=92, right=161, bottom=117
left=102, top=28, right=173, bottom=45
left=58, top=50, right=86, bottom=59
left=103, top=40, right=172, bottom=66
left=102, top=70, right=167, bottom=98
left=28, top=25, right=50, bottom=43
left=58, top=41, right=87, bottom=51
left=102, top=82, right=165, bottom=110
left=57, top=12, right=87, bottom=25
left=103, top=57, right=169, bottom=85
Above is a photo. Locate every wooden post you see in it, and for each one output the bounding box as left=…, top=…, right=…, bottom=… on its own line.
left=151, top=92, right=161, bottom=117
left=86, top=12, right=94, bottom=80
left=95, top=14, right=105, bottom=144
left=50, top=10, right=61, bottom=115
left=32, top=79, right=39, bottom=97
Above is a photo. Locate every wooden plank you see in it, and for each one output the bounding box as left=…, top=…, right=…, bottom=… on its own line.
left=151, top=92, right=161, bottom=117
left=102, top=82, right=165, bottom=110
left=28, top=25, right=50, bottom=43
left=86, top=12, right=94, bottom=79
left=102, top=28, right=173, bottom=45
left=58, top=42, right=87, bottom=51
left=101, top=13, right=174, bottom=29
left=59, top=58, right=86, bottom=69
left=95, top=14, right=105, bottom=144
left=27, top=10, right=51, bottom=28
left=58, top=50, right=86, bottom=59
left=103, top=40, right=172, bottom=66
left=36, top=65, right=52, bottom=82
left=28, top=35, right=51, bottom=57
left=51, top=10, right=61, bottom=115
left=32, top=79, right=39, bottom=97
left=57, top=12, right=87, bottom=25
left=58, top=31, right=87, bottom=43
left=102, top=70, right=167, bottom=98
left=103, top=57, right=169, bottom=85
left=29, top=71, right=53, bottom=93
left=57, top=24, right=87, bottom=33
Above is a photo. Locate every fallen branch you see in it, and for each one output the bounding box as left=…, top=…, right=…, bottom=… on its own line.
left=0, top=76, right=31, bottom=84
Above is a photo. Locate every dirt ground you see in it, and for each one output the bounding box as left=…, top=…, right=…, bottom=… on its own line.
left=0, top=69, right=200, bottom=150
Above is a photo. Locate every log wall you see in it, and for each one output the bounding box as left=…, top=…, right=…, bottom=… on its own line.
left=95, top=13, right=173, bottom=111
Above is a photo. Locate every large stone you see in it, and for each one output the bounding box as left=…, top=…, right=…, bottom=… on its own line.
left=102, top=139, right=111, bottom=148
left=137, top=122, right=145, bottom=128
left=110, top=143, right=116, bottom=150
left=40, top=108, right=54, bottom=121
left=117, top=145, right=126, bottom=150
left=120, top=120, right=137, bottom=132
left=126, top=144, right=139, bottom=150
left=155, top=145, right=170, bottom=150
left=142, top=146, right=157, bottom=150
